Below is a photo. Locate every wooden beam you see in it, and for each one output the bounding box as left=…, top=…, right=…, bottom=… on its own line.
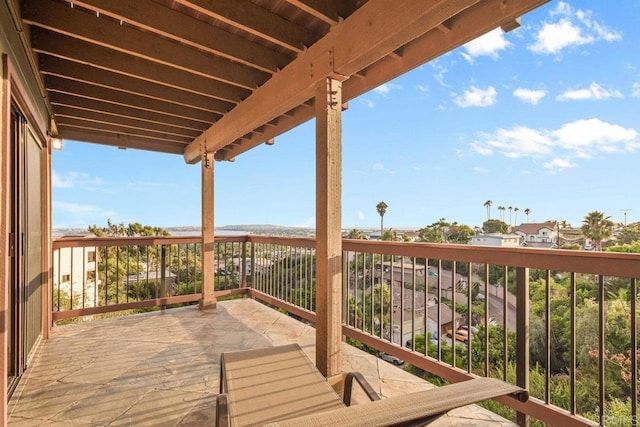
left=52, top=105, right=201, bottom=139
left=23, top=0, right=266, bottom=90
left=56, top=126, right=187, bottom=154
left=200, top=153, right=217, bottom=309
left=61, top=0, right=291, bottom=72
left=31, top=28, right=249, bottom=103
left=285, top=0, right=339, bottom=25
left=214, top=102, right=314, bottom=160
left=200, top=0, right=550, bottom=162
left=45, top=75, right=222, bottom=124
left=315, top=77, right=342, bottom=377
left=55, top=117, right=192, bottom=144
left=49, top=92, right=209, bottom=132
left=183, top=0, right=479, bottom=163
left=173, top=0, right=314, bottom=52
left=40, top=56, right=233, bottom=115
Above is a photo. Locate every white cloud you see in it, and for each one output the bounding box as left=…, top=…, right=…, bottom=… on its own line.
left=357, top=211, right=365, bottom=221
left=453, top=86, right=497, bottom=108
left=372, top=162, right=396, bottom=175
left=632, top=82, right=640, bottom=98
left=544, top=158, right=575, bottom=173
left=462, top=28, right=511, bottom=62
left=473, top=167, right=489, bottom=174
left=52, top=170, right=106, bottom=191
left=430, top=61, right=451, bottom=88
left=557, top=82, right=623, bottom=101
left=416, top=84, right=429, bottom=93
left=553, top=118, right=639, bottom=154
left=54, top=201, right=116, bottom=216
left=513, top=88, right=548, bottom=105
left=374, top=83, right=391, bottom=96
left=529, top=2, right=621, bottom=55
left=373, top=83, right=400, bottom=96
left=471, top=118, right=639, bottom=172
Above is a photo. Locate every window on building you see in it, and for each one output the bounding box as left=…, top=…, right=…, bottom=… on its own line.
left=87, top=250, right=96, bottom=262
left=62, top=274, right=70, bottom=282
left=86, top=270, right=96, bottom=281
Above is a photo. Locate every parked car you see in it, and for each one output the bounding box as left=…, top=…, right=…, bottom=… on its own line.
left=379, top=352, right=404, bottom=365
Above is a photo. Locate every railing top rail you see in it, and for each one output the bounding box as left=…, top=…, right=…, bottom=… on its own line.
left=53, top=235, right=203, bottom=248
left=343, top=240, right=640, bottom=279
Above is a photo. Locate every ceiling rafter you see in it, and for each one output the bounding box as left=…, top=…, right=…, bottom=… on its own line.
left=39, top=55, right=234, bottom=115
left=53, top=105, right=201, bottom=139
left=49, top=96, right=208, bottom=133
left=284, top=0, right=340, bottom=25
left=56, top=127, right=187, bottom=154
left=60, top=0, right=291, bottom=73
left=56, top=118, right=192, bottom=144
left=23, top=0, right=266, bottom=90
left=31, top=28, right=249, bottom=103
left=172, top=0, right=315, bottom=52
left=45, top=76, right=222, bottom=124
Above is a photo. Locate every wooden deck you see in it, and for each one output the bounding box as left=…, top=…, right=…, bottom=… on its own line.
left=8, top=299, right=516, bottom=426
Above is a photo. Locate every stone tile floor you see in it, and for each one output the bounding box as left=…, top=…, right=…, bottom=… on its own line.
left=8, top=298, right=516, bottom=426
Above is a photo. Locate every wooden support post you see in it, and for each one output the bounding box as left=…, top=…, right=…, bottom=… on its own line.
left=200, top=152, right=216, bottom=310
left=315, top=77, right=342, bottom=377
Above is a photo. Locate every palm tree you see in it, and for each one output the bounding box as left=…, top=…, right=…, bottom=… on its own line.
left=514, top=207, right=519, bottom=225
left=508, top=206, right=513, bottom=226
left=483, top=200, right=493, bottom=221
left=376, top=201, right=388, bottom=236
left=524, top=208, right=531, bottom=222
left=498, top=206, right=505, bottom=222
left=581, top=211, right=615, bottom=251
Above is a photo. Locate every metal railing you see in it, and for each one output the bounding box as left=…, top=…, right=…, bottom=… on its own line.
left=51, top=235, right=639, bottom=426
left=52, top=236, right=204, bottom=320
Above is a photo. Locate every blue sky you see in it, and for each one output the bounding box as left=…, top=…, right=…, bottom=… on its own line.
left=53, top=1, right=640, bottom=231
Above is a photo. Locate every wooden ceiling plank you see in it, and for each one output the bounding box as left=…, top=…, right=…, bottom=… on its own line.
left=284, top=0, right=339, bottom=25
left=31, top=28, right=249, bottom=103
left=57, top=117, right=192, bottom=143
left=183, top=0, right=479, bottom=163
left=39, top=55, right=234, bottom=115
left=49, top=92, right=208, bottom=132
left=174, top=0, right=314, bottom=52
left=45, top=75, right=221, bottom=124
left=23, top=0, right=265, bottom=90
left=51, top=104, right=203, bottom=138
left=64, top=0, right=290, bottom=72
left=56, top=126, right=187, bottom=154
left=212, top=0, right=551, bottom=161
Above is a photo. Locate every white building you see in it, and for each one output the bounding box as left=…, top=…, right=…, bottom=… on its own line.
left=53, top=237, right=99, bottom=308
left=511, top=221, right=558, bottom=248
left=470, top=233, right=521, bottom=247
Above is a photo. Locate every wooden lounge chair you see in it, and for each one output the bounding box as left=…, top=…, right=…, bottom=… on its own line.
left=216, top=344, right=528, bottom=427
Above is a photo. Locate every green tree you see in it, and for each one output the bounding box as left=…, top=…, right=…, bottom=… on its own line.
left=482, top=219, right=509, bottom=234
left=524, top=208, right=531, bottom=222
left=615, top=223, right=640, bottom=245
left=346, top=228, right=365, bottom=239
left=581, top=211, right=614, bottom=251
left=514, top=207, right=519, bottom=225
left=376, top=201, right=388, bottom=236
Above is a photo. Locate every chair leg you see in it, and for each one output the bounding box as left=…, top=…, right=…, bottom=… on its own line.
left=343, top=372, right=380, bottom=406
left=216, top=394, right=229, bottom=427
